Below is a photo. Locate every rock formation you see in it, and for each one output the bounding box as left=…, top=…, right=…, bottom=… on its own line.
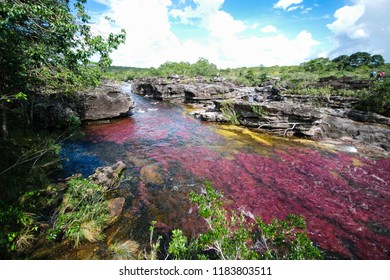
left=33, top=82, right=135, bottom=128
left=131, top=76, right=390, bottom=151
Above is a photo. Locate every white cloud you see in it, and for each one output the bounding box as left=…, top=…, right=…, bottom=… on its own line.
left=287, top=6, right=300, bottom=12
left=327, top=4, right=366, bottom=38
left=206, top=11, right=247, bottom=39
left=260, top=25, right=278, bottom=33
left=274, top=0, right=303, bottom=10
left=215, top=30, right=319, bottom=68
left=327, top=0, right=390, bottom=60
left=91, top=0, right=321, bottom=68
left=301, top=7, right=312, bottom=14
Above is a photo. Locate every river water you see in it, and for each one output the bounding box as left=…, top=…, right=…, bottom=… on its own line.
left=59, top=84, right=390, bottom=259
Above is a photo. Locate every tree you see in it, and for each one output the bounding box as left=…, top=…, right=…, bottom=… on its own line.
left=349, top=52, right=372, bottom=68
left=302, top=57, right=337, bottom=73
left=191, top=58, right=218, bottom=77
left=332, top=55, right=351, bottom=70
left=0, top=0, right=126, bottom=139
left=370, top=54, right=385, bottom=67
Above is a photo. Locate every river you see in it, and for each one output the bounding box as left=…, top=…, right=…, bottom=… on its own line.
left=57, top=84, right=390, bottom=259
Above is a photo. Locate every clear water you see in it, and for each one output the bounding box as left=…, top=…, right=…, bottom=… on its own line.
left=58, top=84, right=390, bottom=259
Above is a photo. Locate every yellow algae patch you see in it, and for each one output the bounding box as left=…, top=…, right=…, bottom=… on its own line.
left=215, top=128, right=239, bottom=138
left=215, top=125, right=272, bottom=146
left=218, top=124, right=243, bottom=132
left=242, top=128, right=272, bottom=146
left=351, top=158, right=364, bottom=167
left=291, top=138, right=337, bottom=151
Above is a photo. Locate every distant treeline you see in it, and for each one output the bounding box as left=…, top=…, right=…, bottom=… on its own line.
left=104, top=52, right=388, bottom=87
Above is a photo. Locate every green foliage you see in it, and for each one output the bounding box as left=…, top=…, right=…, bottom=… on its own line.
left=254, top=214, right=323, bottom=260
left=332, top=52, right=385, bottom=70
left=147, top=221, right=162, bottom=260
left=285, top=85, right=333, bottom=100
left=168, top=229, right=189, bottom=259
left=371, top=55, right=385, bottom=67
left=349, top=52, right=372, bottom=68
left=220, top=100, right=240, bottom=125
left=332, top=55, right=352, bottom=70
left=0, top=205, right=38, bottom=256
left=302, top=57, right=338, bottom=73
left=0, top=131, right=61, bottom=203
left=0, top=0, right=126, bottom=96
left=159, top=182, right=323, bottom=260
left=191, top=58, right=218, bottom=77
left=251, top=105, right=267, bottom=117
left=109, top=240, right=140, bottom=260
left=355, top=79, right=390, bottom=117
left=48, top=178, right=109, bottom=247
left=0, top=0, right=126, bottom=141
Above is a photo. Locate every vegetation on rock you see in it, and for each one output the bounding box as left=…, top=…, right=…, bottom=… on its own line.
left=48, top=178, right=109, bottom=247
left=150, top=182, right=323, bottom=260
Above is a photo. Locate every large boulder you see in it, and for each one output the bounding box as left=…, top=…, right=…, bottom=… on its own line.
left=32, top=82, right=134, bottom=128
left=81, top=84, right=135, bottom=120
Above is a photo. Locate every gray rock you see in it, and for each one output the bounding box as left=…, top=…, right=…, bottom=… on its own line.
left=88, top=161, right=127, bottom=190
left=32, top=82, right=135, bottom=128
left=131, top=77, right=390, bottom=150
left=82, top=85, right=134, bottom=120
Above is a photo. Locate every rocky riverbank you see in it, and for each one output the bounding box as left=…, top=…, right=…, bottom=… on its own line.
left=132, top=77, right=390, bottom=152
left=32, top=81, right=135, bottom=128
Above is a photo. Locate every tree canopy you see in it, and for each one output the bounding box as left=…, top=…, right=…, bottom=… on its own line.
left=332, top=52, right=385, bottom=69
left=0, top=0, right=126, bottom=99
left=0, top=0, right=126, bottom=139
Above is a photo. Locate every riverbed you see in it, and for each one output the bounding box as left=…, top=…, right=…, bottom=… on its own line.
left=56, top=84, right=390, bottom=259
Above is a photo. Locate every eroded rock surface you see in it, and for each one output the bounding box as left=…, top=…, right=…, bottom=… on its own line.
left=131, top=77, right=390, bottom=150
left=33, top=82, right=135, bottom=128
left=88, top=161, right=127, bottom=190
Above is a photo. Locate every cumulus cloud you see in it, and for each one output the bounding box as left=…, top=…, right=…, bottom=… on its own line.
left=260, top=25, right=278, bottom=33
left=274, top=0, right=303, bottom=10
left=216, top=30, right=319, bottom=68
left=327, top=0, right=390, bottom=60
left=327, top=4, right=366, bottom=38
left=91, top=0, right=320, bottom=67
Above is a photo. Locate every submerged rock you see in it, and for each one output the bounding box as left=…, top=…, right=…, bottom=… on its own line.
left=107, top=197, right=126, bottom=226
left=140, top=163, right=166, bottom=185
left=88, top=161, right=126, bottom=190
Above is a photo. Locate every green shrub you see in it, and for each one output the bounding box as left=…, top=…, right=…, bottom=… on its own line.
left=355, top=79, right=390, bottom=117
left=48, top=178, right=109, bottom=247
left=0, top=205, right=38, bottom=257
left=150, top=182, right=324, bottom=260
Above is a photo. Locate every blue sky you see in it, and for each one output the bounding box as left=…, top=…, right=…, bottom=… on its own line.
left=85, top=0, right=390, bottom=68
